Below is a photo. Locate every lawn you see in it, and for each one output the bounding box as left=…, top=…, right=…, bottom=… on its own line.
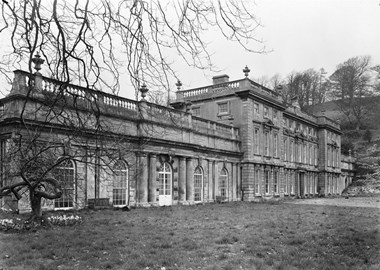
left=0, top=200, right=379, bottom=270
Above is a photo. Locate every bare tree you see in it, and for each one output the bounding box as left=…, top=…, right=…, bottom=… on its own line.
left=0, top=0, right=265, bottom=101
left=281, top=69, right=323, bottom=108
left=329, top=56, right=377, bottom=129
left=269, top=73, right=284, bottom=90
left=0, top=70, right=139, bottom=223
left=0, top=0, right=265, bottom=223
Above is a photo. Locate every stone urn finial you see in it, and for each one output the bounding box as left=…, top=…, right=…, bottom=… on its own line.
left=139, top=83, right=148, bottom=100
left=243, top=66, right=250, bottom=78
left=31, top=52, right=44, bottom=74
left=175, top=79, right=182, bottom=91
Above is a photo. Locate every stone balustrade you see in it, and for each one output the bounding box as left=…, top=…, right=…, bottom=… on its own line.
left=175, top=77, right=282, bottom=103
left=7, top=70, right=239, bottom=141
left=179, top=80, right=241, bottom=99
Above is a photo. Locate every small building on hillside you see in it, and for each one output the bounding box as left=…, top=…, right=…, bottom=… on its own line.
left=0, top=65, right=355, bottom=212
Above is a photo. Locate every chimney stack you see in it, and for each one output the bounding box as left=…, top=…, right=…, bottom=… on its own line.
left=212, top=74, right=229, bottom=85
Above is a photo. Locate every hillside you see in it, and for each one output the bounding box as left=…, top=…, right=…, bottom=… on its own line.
left=306, top=97, right=380, bottom=196
left=304, top=96, right=380, bottom=133
left=305, top=96, right=380, bottom=149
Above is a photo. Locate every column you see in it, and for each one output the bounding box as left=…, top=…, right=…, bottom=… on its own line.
left=186, top=158, right=194, bottom=203
left=208, top=160, right=214, bottom=202
left=232, top=163, right=237, bottom=201
left=137, top=152, right=149, bottom=206
left=148, top=154, right=157, bottom=205
left=214, top=161, right=219, bottom=197
left=236, top=164, right=241, bottom=201
left=178, top=157, right=186, bottom=202
left=229, top=162, right=234, bottom=201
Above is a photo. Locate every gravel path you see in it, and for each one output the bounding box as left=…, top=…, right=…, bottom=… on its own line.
left=287, top=196, right=380, bottom=208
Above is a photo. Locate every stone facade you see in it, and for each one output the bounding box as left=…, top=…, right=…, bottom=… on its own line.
left=0, top=69, right=355, bottom=211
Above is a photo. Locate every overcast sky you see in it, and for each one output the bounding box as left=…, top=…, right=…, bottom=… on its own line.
left=177, top=0, right=380, bottom=90
left=1, top=0, right=378, bottom=99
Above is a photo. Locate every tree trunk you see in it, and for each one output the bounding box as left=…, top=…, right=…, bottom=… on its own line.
left=30, top=189, right=43, bottom=219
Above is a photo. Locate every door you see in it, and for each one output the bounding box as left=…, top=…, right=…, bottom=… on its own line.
left=158, top=163, right=172, bottom=206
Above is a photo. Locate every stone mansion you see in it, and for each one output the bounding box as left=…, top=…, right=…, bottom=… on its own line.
left=0, top=66, right=355, bottom=211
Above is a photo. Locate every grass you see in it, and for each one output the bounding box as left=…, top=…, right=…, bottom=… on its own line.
left=0, top=200, right=379, bottom=270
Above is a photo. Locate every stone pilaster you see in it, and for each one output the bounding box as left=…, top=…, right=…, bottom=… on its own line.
left=178, top=157, right=186, bottom=202
left=186, top=158, right=194, bottom=203
left=148, top=154, right=157, bottom=205
left=242, top=163, right=255, bottom=201
left=236, top=164, right=242, bottom=201
left=208, top=160, right=214, bottom=202
left=137, top=152, right=149, bottom=206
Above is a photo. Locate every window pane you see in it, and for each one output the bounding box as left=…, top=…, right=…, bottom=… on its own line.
left=54, top=160, right=75, bottom=209
left=194, top=167, right=203, bottom=202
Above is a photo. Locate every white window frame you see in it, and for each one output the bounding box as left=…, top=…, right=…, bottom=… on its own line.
left=54, top=159, right=75, bottom=209
left=255, top=168, right=260, bottom=195
left=265, top=170, right=270, bottom=194
left=219, top=168, right=228, bottom=197
left=194, top=166, right=203, bottom=202
left=113, top=160, right=129, bottom=206
left=273, top=170, right=279, bottom=194
left=217, top=101, right=229, bottom=115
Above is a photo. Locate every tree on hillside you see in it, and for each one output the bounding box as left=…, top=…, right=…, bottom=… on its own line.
left=0, top=0, right=265, bottom=223
left=281, top=69, right=325, bottom=108
left=371, top=65, right=380, bottom=92
left=329, top=56, right=379, bottom=129
left=0, top=0, right=265, bottom=101
left=254, top=73, right=284, bottom=91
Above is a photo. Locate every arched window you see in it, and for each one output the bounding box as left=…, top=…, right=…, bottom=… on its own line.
left=113, top=160, right=129, bottom=206
left=193, top=167, right=203, bottom=202
left=55, top=159, right=75, bottom=209
left=219, top=168, right=228, bottom=197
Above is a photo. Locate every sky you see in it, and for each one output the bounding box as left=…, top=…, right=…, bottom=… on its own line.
left=176, top=0, right=380, bottom=91
left=0, top=0, right=379, bottom=99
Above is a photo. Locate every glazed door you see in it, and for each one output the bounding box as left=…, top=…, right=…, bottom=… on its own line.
left=158, top=163, right=172, bottom=206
